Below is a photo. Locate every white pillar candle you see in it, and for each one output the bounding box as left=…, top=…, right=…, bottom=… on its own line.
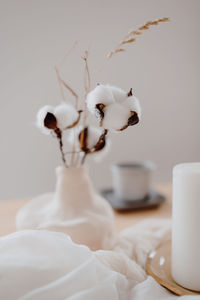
left=172, top=162, right=200, bottom=291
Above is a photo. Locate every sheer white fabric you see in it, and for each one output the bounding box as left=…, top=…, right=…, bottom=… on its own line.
left=0, top=220, right=197, bottom=300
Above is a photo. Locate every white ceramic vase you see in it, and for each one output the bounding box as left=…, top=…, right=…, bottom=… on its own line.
left=16, top=166, right=115, bottom=250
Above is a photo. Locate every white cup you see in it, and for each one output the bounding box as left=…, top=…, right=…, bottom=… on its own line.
left=111, top=161, right=155, bottom=201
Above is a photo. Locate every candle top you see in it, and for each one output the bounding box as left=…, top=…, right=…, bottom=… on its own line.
left=173, top=162, right=200, bottom=174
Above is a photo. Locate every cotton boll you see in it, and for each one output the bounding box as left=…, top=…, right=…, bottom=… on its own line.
left=86, top=85, right=114, bottom=114
left=124, top=96, right=142, bottom=119
left=102, top=103, right=130, bottom=131
left=66, top=126, right=109, bottom=160
left=36, top=105, right=55, bottom=134
left=54, top=103, right=79, bottom=130
left=86, top=127, right=105, bottom=149
left=84, top=126, right=110, bottom=161
left=109, top=85, right=127, bottom=103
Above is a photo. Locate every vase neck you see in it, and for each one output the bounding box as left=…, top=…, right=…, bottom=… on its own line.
left=54, top=165, right=95, bottom=207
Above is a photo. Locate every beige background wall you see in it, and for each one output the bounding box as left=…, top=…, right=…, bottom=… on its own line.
left=0, top=0, right=199, bottom=200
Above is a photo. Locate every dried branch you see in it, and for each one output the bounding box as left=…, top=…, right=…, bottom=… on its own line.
left=60, top=75, right=79, bottom=107
left=55, top=41, right=79, bottom=107
left=107, top=17, right=170, bottom=59
left=55, top=67, right=65, bottom=100
left=57, top=41, right=78, bottom=70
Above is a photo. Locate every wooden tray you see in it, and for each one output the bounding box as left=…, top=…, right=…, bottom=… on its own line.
left=146, top=240, right=200, bottom=296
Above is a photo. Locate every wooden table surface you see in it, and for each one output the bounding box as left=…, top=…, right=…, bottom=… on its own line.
left=0, top=184, right=172, bottom=236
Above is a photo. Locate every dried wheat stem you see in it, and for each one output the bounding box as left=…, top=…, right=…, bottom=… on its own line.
left=107, top=17, right=170, bottom=59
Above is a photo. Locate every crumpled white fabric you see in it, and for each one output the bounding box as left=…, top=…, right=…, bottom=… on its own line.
left=0, top=220, right=199, bottom=300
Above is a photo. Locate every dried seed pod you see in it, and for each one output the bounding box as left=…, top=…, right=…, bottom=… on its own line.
left=44, top=112, right=57, bottom=130
left=128, top=111, right=139, bottom=126
left=93, top=129, right=107, bottom=152
left=127, top=88, right=133, bottom=97
left=95, top=103, right=105, bottom=125
left=79, top=127, right=89, bottom=153
left=78, top=127, right=108, bottom=154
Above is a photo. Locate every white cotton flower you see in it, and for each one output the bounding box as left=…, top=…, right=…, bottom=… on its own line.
left=86, top=84, right=141, bottom=131
left=102, top=103, right=131, bottom=131
left=86, top=84, right=114, bottom=114
left=36, top=105, right=55, bottom=134
left=86, top=84, right=127, bottom=115
left=54, top=103, right=79, bottom=130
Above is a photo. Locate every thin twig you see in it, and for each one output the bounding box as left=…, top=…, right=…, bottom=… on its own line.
left=60, top=77, right=79, bottom=108
left=57, top=41, right=78, bottom=70
left=55, top=67, right=65, bottom=100
left=55, top=41, right=79, bottom=107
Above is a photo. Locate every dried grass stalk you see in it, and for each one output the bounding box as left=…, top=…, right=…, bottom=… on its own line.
left=120, top=38, right=136, bottom=45
left=127, top=30, right=142, bottom=36
left=81, top=49, right=91, bottom=125
left=107, top=48, right=125, bottom=59
left=107, top=17, right=170, bottom=59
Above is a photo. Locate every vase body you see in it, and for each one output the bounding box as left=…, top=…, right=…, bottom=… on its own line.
left=16, top=166, right=115, bottom=250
